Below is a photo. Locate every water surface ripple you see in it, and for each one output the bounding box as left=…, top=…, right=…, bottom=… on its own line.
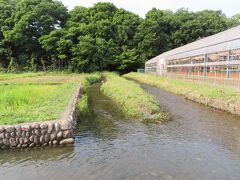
left=1, top=83, right=240, bottom=180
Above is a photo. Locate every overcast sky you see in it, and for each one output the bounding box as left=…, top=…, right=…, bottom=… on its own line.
left=60, top=0, right=240, bottom=17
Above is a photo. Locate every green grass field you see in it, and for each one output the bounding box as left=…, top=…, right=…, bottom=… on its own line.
left=0, top=72, right=101, bottom=125
left=101, top=73, right=167, bottom=123
left=0, top=72, right=46, bottom=81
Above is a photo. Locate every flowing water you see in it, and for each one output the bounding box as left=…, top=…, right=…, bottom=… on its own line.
left=1, top=83, right=240, bottom=180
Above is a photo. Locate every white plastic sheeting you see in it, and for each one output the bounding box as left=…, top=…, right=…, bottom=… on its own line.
left=146, top=25, right=240, bottom=64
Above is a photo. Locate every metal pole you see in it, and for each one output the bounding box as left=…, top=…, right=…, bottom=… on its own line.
left=204, top=54, right=207, bottom=83
left=226, top=50, right=231, bottom=79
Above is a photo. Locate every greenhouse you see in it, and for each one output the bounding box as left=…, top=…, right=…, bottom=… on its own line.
left=145, top=25, right=240, bottom=88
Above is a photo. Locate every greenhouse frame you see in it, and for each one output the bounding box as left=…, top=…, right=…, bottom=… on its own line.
left=145, top=25, right=240, bottom=89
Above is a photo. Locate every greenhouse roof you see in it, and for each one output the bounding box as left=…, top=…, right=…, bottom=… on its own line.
left=146, top=25, right=240, bottom=64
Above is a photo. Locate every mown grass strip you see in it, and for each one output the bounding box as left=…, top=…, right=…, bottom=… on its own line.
left=101, top=72, right=167, bottom=123
left=123, top=72, right=240, bottom=114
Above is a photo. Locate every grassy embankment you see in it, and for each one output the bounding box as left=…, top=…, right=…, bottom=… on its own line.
left=76, top=73, right=102, bottom=116
left=0, top=72, right=101, bottom=125
left=124, top=72, right=240, bottom=115
left=101, top=73, right=167, bottom=123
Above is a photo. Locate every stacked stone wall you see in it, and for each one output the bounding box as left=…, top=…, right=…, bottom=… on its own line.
left=0, top=86, right=81, bottom=149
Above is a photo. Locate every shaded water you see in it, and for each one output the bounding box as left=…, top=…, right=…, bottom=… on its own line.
left=1, top=83, right=240, bottom=180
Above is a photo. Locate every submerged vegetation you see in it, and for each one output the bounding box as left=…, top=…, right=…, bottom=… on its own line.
left=80, top=73, right=102, bottom=92
left=101, top=73, right=167, bottom=123
left=124, top=72, right=240, bottom=115
left=77, top=73, right=102, bottom=117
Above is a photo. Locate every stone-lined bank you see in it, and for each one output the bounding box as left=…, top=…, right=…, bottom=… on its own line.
left=0, top=85, right=81, bottom=150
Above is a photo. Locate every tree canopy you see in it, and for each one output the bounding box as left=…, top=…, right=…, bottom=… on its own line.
left=0, top=1, right=238, bottom=72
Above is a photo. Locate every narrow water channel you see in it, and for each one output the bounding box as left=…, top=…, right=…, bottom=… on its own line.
left=1, top=83, right=240, bottom=180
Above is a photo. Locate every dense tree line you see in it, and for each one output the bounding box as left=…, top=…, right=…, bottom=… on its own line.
left=0, top=0, right=239, bottom=73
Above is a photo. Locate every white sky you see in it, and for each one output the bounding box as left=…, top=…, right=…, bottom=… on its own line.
left=60, top=0, right=240, bottom=17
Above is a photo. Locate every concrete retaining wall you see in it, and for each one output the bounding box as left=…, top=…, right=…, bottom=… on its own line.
left=0, top=85, right=81, bottom=149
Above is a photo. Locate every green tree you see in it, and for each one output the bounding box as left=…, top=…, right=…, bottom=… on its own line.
left=135, top=9, right=173, bottom=62
left=0, top=0, right=17, bottom=69
left=229, top=14, right=240, bottom=26
left=0, top=1, right=238, bottom=73
left=172, top=9, right=230, bottom=47
left=2, top=0, right=68, bottom=71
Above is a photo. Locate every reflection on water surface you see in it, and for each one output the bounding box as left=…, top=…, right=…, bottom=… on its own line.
left=1, top=83, right=240, bottom=180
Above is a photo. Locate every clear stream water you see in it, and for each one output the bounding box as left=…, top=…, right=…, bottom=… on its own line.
left=1, top=83, right=240, bottom=180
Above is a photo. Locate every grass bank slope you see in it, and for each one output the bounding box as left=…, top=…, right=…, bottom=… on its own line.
left=77, top=73, right=102, bottom=116
left=101, top=73, right=167, bottom=123
left=124, top=72, right=240, bottom=115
